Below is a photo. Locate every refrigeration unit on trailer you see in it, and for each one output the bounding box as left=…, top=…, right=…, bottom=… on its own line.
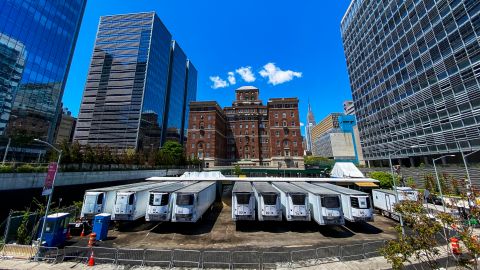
left=232, top=181, right=256, bottom=221
left=292, top=182, right=344, bottom=225
left=252, top=182, right=282, bottom=221
left=81, top=182, right=159, bottom=219
left=272, top=182, right=310, bottom=221
left=112, top=182, right=173, bottom=221
left=171, top=181, right=217, bottom=223
left=145, top=182, right=197, bottom=222
left=315, top=183, right=374, bottom=222
left=373, top=187, right=419, bottom=220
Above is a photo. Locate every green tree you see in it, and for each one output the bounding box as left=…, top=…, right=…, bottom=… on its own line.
left=16, top=210, right=32, bottom=245
left=369, top=171, right=397, bottom=189
left=159, top=141, right=185, bottom=166
left=70, top=141, right=83, bottom=164
left=304, top=156, right=335, bottom=167
left=83, top=144, right=95, bottom=163
left=406, top=177, right=416, bottom=189
left=423, top=173, right=436, bottom=192
left=233, top=165, right=244, bottom=176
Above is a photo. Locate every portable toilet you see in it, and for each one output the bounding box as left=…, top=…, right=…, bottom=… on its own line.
left=93, top=213, right=111, bottom=241
left=38, top=213, right=70, bottom=247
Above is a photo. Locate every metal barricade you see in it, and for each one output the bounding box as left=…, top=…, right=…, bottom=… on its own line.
left=202, top=250, right=231, bottom=269
left=35, top=247, right=59, bottom=263
left=231, top=251, right=260, bottom=269
left=261, top=251, right=291, bottom=270
left=363, top=240, right=385, bottom=258
left=143, top=249, right=172, bottom=268
left=1, top=244, right=37, bottom=260
left=290, top=248, right=317, bottom=268
left=62, top=246, right=90, bottom=263
left=116, top=248, right=145, bottom=266
left=172, top=249, right=201, bottom=269
left=91, top=247, right=117, bottom=265
left=341, top=243, right=365, bottom=261
left=316, top=245, right=340, bottom=263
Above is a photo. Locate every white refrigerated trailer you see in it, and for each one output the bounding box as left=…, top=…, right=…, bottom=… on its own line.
left=292, top=182, right=344, bottom=225
left=252, top=182, right=282, bottom=221
left=81, top=182, right=158, bottom=219
left=112, top=182, right=173, bottom=221
left=373, top=187, right=419, bottom=219
left=272, top=182, right=310, bottom=221
left=315, top=183, right=374, bottom=222
left=232, top=181, right=256, bottom=221
left=171, top=181, right=217, bottom=223
left=145, top=182, right=197, bottom=222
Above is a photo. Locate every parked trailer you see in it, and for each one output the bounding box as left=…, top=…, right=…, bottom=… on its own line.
left=315, top=183, right=374, bottom=222
left=232, top=181, right=256, bottom=221
left=171, top=181, right=217, bottom=223
left=373, top=187, right=419, bottom=220
left=292, top=182, right=344, bottom=225
left=272, top=182, right=310, bottom=221
left=145, top=182, right=197, bottom=222
left=252, top=182, right=282, bottom=221
left=112, top=182, right=173, bottom=221
left=81, top=182, right=159, bottom=219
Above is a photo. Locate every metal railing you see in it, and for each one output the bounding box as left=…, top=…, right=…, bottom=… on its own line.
left=1, top=240, right=390, bottom=269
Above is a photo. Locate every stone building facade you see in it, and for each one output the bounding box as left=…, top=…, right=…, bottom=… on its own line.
left=186, top=86, right=304, bottom=169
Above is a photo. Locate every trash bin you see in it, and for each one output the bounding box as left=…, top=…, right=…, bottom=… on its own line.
left=92, top=213, right=111, bottom=241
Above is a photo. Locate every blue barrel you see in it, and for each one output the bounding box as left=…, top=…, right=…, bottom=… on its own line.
left=93, top=213, right=111, bottom=241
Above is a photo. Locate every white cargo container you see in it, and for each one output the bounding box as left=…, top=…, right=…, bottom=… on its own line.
left=81, top=182, right=159, bottom=219
left=171, top=181, right=217, bottom=223
left=232, top=181, right=256, bottom=221
left=252, top=182, right=282, bottom=221
left=112, top=182, right=173, bottom=221
left=373, top=187, right=418, bottom=219
left=145, top=182, right=197, bottom=222
left=292, top=182, right=344, bottom=225
left=272, top=182, right=310, bottom=221
left=315, top=183, right=374, bottom=222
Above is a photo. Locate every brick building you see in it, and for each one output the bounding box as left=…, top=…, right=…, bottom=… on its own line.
left=186, top=86, right=304, bottom=169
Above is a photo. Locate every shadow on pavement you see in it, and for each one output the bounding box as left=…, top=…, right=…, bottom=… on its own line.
left=344, top=221, right=383, bottom=234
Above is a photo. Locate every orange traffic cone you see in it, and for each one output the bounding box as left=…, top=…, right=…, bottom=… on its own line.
left=80, top=227, right=85, bottom=237
left=66, top=228, right=72, bottom=240
left=88, top=250, right=95, bottom=266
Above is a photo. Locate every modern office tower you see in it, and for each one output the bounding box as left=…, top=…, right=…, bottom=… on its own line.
left=54, top=108, right=76, bottom=145
left=74, top=12, right=196, bottom=151
left=310, top=113, right=343, bottom=153
left=343, top=100, right=355, bottom=116
left=341, top=0, right=480, bottom=165
left=0, top=0, right=86, bottom=148
left=183, top=60, right=198, bottom=142
left=186, top=86, right=304, bottom=169
left=0, top=34, right=26, bottom=136
left=304, top=102, right=316, bottom=153
left=164, top=41, right=187, bottom=142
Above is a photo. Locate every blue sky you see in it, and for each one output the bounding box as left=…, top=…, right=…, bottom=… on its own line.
left=64, top=0, right=353, bottom=133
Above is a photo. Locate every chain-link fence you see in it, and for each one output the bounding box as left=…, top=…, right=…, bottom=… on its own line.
left=0, top=239, right=391, bottom=269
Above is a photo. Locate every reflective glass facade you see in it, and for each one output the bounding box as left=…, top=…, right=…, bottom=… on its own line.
left=183, top=60, right=198, bottom=142
left=0, top=0, right=86, bottom=142
left=341, top=0, right=480, bottom=161
left=164, top=41, right=187, bottom=143
left=0, top=34, right=26, bottom=136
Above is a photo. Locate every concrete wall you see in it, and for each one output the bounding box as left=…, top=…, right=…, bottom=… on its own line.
left=0, top=169, right=188, bottom=191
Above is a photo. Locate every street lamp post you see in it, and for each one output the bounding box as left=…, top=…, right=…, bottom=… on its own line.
left=461, top=148, right=480, bottom=206
left=34, top=139, right=62, bottom=252
left=2, top=138, right=11, bottom=165
left=432, top=155, right=455, bottom=213
left=389, top=150, right=406, bottom=236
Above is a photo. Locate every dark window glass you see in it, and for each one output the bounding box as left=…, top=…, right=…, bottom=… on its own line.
left=176, top=194, right=194, bottom=206
left=236, top=193, right=251, bottom=204
left=322, top=196, right=340, bottom=208
left=263, top=194, right=278, bottom=205
left=291, top=194, right=306, bottom=205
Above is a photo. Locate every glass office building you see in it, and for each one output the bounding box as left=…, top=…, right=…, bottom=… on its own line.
left=341, top=0, right=480, bottom=164
left=75, top=12, right=197, bottom=151
left=183, top=60, right=198, bottom=142
left=0, top=0, right=86, bottom=143
left=164, top=41, right=187, bottom=143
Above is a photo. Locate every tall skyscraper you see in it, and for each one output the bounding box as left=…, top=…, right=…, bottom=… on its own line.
left=183, top=60, right=198, bottom=142
left=342, top=0, right=480, bottom=165
left=0, top=0, right=86, bottom=145
left=304, top=102, right=316, bottom=152
left=74, top=12, right=196, bottom=151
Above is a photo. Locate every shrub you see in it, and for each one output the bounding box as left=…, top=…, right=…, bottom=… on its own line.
left=16, top=164, right=35, bottom=173
left=369, top=171, right=396, bottom=189
left=0, top=165, right=14, bottom=173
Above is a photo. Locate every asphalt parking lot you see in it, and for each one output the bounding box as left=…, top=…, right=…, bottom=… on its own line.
left=71, top=185, right=398, bottom=251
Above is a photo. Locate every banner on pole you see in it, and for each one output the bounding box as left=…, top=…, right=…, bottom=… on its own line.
left=42, top=162, right=58, bottom=196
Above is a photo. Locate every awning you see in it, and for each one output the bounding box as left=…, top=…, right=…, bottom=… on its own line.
left=355, top=182, right=379, bottom=187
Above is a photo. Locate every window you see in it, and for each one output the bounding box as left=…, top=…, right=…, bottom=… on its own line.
left=245, top=124, right=248, bottom=129
left=208, top=115, right=212, bottom=121
left=206, top=143, right=210, bottom=148
left=192, top=133, right=196, bottom=139
left=275, top=113, right=278, bottom=118
left=240, top=124, right=243, bottom=128
left=290, top=112, right=294, bottom=117
left=291, top=121, right=295, bottom=126
left=275, top=122, right=279, bottom=127
left=193, top=124, right=196, bottom=129
left=292, top=131, right=297, bottom=136
left=282, top=113, right=286, bottom=118
left=276, top=140, right=280, bottom=146
left=293, top=141, right=297, bottom=147
left=283, top=121, right=287, bottom=127
left=275, top=131, right=280, bottom=137
left=191, top=144, right=195, bottom=148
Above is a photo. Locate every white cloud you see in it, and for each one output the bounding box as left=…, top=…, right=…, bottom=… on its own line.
left=259, top=63, right=302, bottom=85
left=209, top=76, right=228, bottom=89
left=300, top=122, right=305, bottom=127
left=235, top=66, right=256, bottom=83
left=227, top=72, right=236, bottom=85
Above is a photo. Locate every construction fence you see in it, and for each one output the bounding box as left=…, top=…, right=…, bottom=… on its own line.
left=0, top=240, right=388, bottom=269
